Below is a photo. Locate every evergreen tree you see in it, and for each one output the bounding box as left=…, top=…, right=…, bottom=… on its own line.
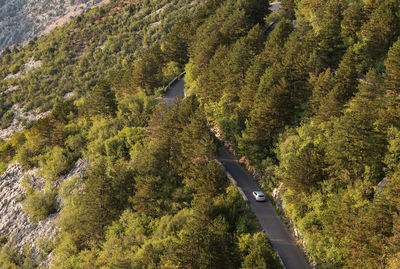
left=131, top=44, right=165, bottom=95
left=85, top=81, right=117, bottom=117
left=262, top=19, right=294, bottom=67
left=277, top=124, right=327, bottom=193
left=318, top=47, right=359, bottom=118
left=359, top=0, right=400, bottom=68
left=280, top=0, right=295, bottom=18
left=308, top=68, right=335, bottom=116
left=326, top=71, right=385, bottom=187
left=238, top=0, right=270, bottom=26
left=340, top=0, right=365, bottom=44
left=317, top=0, right=345, bottom=67
left=163, top=17, right=193, bottom=67
left=239, top=76, right=292, bottom=162
left=239, top=56, right=266, bottom=118
left=386, top=36, right=400, bottom=95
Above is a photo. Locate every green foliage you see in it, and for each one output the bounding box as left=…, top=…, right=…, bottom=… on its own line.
left=23, top=188, right=57, bottom=222
left=239, top=233, right=282, bottom=269
left=385, top=127, right=400, bottom=176
left=37, top=237, right=55, bottom=258
left=0, top=245, right=20, bottom=269
left=316, top=0, right=345, bottom=67
left=180, top=0, right=400, bottom=267
left=117, top=92, right=158, bottom=127
left=51, top=88, right=279, bottom=267
left=386, top=36, right=400, bottom=94
left=84, top=81, right=117, bottom=117
left=39, top=146, right=74, bottom=180
left=0, top=0, right=205, bottom=118
left=1, top=111, right=14, bottom=129
left=11, top=0, right=400, bottom=267
left=163, top=16, right=193, bottom=67
left=276, top=125, right=327, bottom=193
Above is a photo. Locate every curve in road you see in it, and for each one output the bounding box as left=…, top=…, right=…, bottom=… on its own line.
left=218, top=148, right=309, bottom=269
left=163, top=78, right=185, bottom=106
left=164, top=80, right=309, bottom=268
left=163, top=2, right=309, bottom=264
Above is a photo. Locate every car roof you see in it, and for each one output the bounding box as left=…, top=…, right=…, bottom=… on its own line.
left=254, top=191, right=264, bottom=195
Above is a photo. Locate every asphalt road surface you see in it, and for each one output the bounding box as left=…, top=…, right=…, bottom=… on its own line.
left=218, top=147, right=309, bottom=269
left=164, top=79, right=309, bottom=268
left=163, top=78, right=185, bottom=106
left=165, top=2, right=309, bottom=264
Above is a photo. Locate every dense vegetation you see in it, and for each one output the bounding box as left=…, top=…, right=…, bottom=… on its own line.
left=184, top=0, right=400, bottom=267
left=0, top=0, right=204, bottom=126
left=4, top=0, right=400, bottom=267
left=0, top=0, right=283, bottom=268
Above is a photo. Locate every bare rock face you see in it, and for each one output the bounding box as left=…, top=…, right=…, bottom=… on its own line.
left=0, top=0, right=108, bottom=52
left=0, top=163, right=57, bottom=258
left=0, top=158, right=88, bottom=263
left=0, top=104, right=51, bottom=141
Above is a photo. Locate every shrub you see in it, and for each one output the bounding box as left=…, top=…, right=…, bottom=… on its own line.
left=23, top=189, right=57, bottom=222
left=39, top=146, right=74, bottom=180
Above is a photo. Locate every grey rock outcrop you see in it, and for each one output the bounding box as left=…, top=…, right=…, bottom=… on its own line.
left=0, top=158, right=88, bottom=264
left=0, top=0, right=108, bottom=52
left=0, top=162, right=57, bottom=258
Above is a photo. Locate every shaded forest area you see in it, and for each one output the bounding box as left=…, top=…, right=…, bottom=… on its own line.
left=2, top=0, right=400, bottom=267
left=0, top=0, right=282, bottom=268
left=184, top=0, right=400, bottom=267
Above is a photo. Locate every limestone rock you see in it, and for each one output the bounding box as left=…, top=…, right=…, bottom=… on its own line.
left=0, top=0, right=108, bottom=52
left=0, top=158, right=88, bottom=265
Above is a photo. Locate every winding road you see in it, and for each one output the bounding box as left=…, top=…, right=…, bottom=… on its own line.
left=163, top=78, right=185, bottom=106
left=164, top=77, right=309, bottom=268
left=218, top=148, right=309, bottom=269
left=162, top=2, right=309, bottom=268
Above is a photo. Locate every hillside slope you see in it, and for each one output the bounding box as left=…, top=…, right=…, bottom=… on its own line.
left=0, top=0, right=204, bottom=140
left=183, top=0, right=400, bottom=267
left=0, top=0, right=108, bottom=52
left=0, top=1, right=284, bottom=268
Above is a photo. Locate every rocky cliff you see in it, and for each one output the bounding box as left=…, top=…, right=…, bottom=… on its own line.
left=0, top=158, right=88, bottom=264
left=0, top=0, right=108, bottom=52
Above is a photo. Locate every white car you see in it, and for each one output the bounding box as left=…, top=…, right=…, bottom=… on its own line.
left=252, top=191, right=266, bottom=202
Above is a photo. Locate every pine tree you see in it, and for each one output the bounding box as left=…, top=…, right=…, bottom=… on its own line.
left=281, top=0, right=295, bottom=18
left=239, top=56, right=266, bottom=118
left=341, top=1, right=365, bottom=44
left=385, top=36, right=400, bottom=95
left=359, top=0, right=400, bottom=67
left=131, top=44, right=165, bottom=95
left=317, top=0, right=345, bottom=67
left=163, top=17, right=193, bottom=67
left=308, top=68, right=335, bottom=116
left=238, top=0, right=270, bottom=26
left=317, top=47, right=359, bottom=119
left=239, top=76, right=292, bottom=162
left=325, top=71, right=386, bottom=187
left=85, top=81, right=117, bottom=117
left=262, top=19, right=294, bottom=67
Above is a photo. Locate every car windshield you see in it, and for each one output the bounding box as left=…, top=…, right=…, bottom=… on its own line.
left=258, top=194, right=264, bottom=197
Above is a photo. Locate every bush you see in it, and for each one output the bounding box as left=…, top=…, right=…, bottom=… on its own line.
left=23, top=189, right=57, bottom=222
left=0, top=245, right=20, bottom=268
left=1, top=111, right=14, bottom=129
left=0, top=236, right=7, bottom=246
left=37, top=237, right=55, bottom=257
left=39, top=146, right=74, bottom=180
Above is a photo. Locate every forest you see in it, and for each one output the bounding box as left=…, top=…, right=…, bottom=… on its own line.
left=183, top=0, right=400, bottom=267
left=1, top=0, right=400, bottom=267
left=0, top=0, right=282, bottom=268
